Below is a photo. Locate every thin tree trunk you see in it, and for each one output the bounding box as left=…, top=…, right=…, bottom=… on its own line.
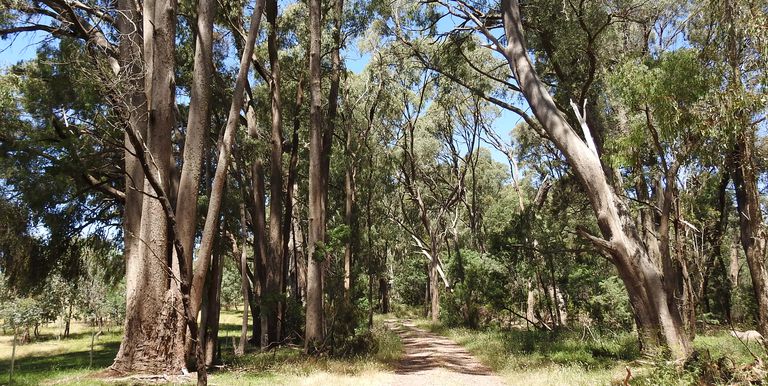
left=292, top=181, right=307, bottom=302
left=9, top=328, right=16, bottom=384
left=203, top=239, right=224, bottom=366
left=343, top=141, right=356, bottom=302
left=237, top=204, right=249, bottom=356
left=429, top=236, right=440, bottom=323
left=701, top=171, right=731, bottom=319
left=284, top=77, right=303, bottom=309
left=322, top=0, right=344, bottom=186
left=251, top=160, right=270, bottom=347
left=305, top=0, right=325, bottom=351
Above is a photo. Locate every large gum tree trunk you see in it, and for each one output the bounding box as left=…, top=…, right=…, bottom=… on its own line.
left=499, top=0, right=690, bottom=360
left=112, top=0, right=187, bottom=373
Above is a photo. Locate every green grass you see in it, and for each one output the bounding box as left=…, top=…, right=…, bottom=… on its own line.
left=415, top=320, right=764, bottom=386
left=0, top=323, right=123, bottom=386
left=0, top=310, right=403, bottom=385
left=415, top=321, right=633, bottom=385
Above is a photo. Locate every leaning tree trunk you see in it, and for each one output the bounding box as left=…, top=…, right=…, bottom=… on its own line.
left=499, top=0, right=690, bottom=360
left=190, top=0, right=266, bottom=318
left=176, top=0, right=215, bottom=363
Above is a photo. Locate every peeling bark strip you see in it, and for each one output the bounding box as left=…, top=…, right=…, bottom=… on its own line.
left=494, top=0, right=691, bottom=359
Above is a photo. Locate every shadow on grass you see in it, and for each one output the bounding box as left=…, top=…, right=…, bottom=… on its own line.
left=16, top=330, right=118, bottom=344
left=0, top=341, right=120, bottom=386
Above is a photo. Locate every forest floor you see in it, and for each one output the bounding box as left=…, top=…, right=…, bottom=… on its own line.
left=0, top=311, right=763, bottom=385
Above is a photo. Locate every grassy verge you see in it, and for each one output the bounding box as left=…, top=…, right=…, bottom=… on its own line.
left=210, top=313, right=402, bottom=385
left=415, top=320, right=762, bottom=386
left=0, top=310, right=403, bottom=385
left=415, top=320, right=633, bottom=385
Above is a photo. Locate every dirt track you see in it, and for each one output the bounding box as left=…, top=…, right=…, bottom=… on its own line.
left=384, top=319, right=506, bottom=386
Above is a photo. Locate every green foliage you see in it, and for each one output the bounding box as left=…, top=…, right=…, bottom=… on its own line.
left=588, top=276, right=634, bottom=331
left=219, top=257, right=243, bottom=310
left=392, top=254, right=427, bottom=307
left=0, top=296, right=43, bottom=333
left=442, top=249, right=508, bottom=328
left=606, top=49, right=719, bottom=168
